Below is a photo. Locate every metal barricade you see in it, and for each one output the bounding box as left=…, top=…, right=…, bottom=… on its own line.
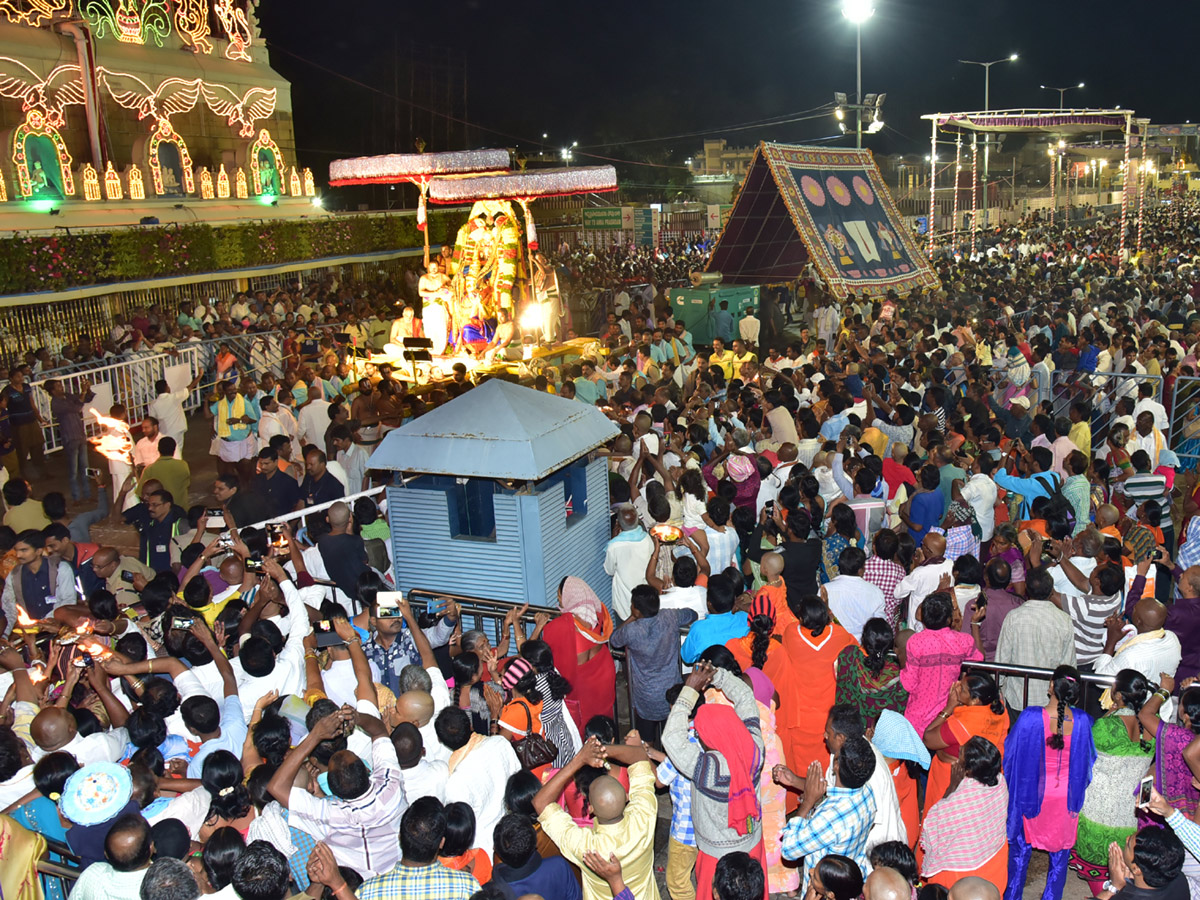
left=962, top=660, right=1114, bottom=711
left=1050, top=369, right=1162, bottom=450
left=30, top=346, right=205, bottom=453
left=1169, top=374, right=1200, bottom=469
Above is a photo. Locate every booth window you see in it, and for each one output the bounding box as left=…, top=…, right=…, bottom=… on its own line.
left=447, top=479, right=497, bottom=541
left=563, top=459, right=589, bottom=526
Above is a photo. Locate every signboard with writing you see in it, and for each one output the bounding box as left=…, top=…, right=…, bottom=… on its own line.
left=582, top=208, right=622, bottom=230
left=632, top=208, right=654, bottom=246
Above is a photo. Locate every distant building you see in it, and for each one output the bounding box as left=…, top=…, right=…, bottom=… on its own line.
left=689, top=139, right=757, bottom=177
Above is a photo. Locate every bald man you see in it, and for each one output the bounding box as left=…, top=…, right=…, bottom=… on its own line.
left=948, top=876, right=1001, bottom=900
left=316, top=500, right=367, bottom=615
left=533, top=736, right=659, bottom=900
left=865, top=867, right=911, bottom=900
left=30, top=705, right=125, bottom=765
left=389, top=722, right=445, bottom=803
left=604, top=504, right=654, bottom=621
left=84, top=545, right=154, bottom=605
left=893, top=531, right=954, bottom=631
left=68, top=812, right=154, bottom=897
left=1094, top=591, right=1182, bottom=713
left=395, top=689, right=449, bottom=765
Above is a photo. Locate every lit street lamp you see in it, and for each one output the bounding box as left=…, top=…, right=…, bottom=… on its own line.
left=841, top=0, right=875, bottom=149
left=1041, top=81, right=1085, bottom=110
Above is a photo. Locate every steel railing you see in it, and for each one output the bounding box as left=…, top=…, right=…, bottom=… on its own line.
left=1169, top=374, right=1200, bottom=468
left=1049, top=369, right=1162, bottom=451
left=24, top=321, right=360, bottom=453
left=962, top=660, right=1114, bottom=711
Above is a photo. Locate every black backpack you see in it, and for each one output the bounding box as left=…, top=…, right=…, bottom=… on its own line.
left=1035, top=472, right=1076, bottom=533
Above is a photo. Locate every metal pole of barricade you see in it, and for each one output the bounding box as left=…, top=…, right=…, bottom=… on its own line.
left=1169, top=374, right=1200, bottom=471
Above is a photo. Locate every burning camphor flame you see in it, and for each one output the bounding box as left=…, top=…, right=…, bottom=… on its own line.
left=88, top=411, right=134, bottom=466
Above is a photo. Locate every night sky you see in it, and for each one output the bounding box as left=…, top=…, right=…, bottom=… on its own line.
left=257, top=0, right=1192, bottom=186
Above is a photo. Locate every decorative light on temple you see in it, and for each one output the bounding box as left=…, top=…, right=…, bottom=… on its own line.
left=103, top=161, right=123, bottom=199
left=199, top=167, right=214, bottom=199
left=235, top=167, right=248, bottom=199
left=82, top=163, right=101, bottom=200
left=303, top=168, right=315, bottom=197
left=289, top=166, right=302, bottom=198
left=0, top=59, right=85, bottom=130
left=328, top=149, right=511, bottom=186
left=84, top=0, right=171, bottom=47
left=174, top=0, right=212, bottom=54
left=148, top=118, right=194, bottom=195
left=216, top=163, right=230, bottom=198
left=0, top=170, right=7, bottom=202
left=127, top=163, right=145, bottom=200
left=12, top=109, right=75, bottom=198
left=214, top=0, right=252, bottom=62
left=0, top=0, right=75, bottom=28
left=201, top=84, right=274, bottom=137
left=249, top=129, right=284, bottom=195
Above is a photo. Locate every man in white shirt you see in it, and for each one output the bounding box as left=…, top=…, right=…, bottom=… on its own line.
left=739, top=307, right=761, bottom=349
left=1093, top=594, right=1182, bottom=716
left=332, top=425, right=370, bottom=494
left=67, top=813, right=154, bottom=900
left=959, top=459, right=999, bottom=543
left=297, top=396, right=332, bottom=448
left=147, top=375, right=201, bottom=453
left=1133, top=383, right=1170, bottom=432
left=133, top=416, right=163, bottom=470
left=391, top=722, right=447, bottom=803
left=825, top=705, right=906, bottom=850
left=894, top=533, right=955, bottom=631
left=603, top=505, right=655, bottom=620
left=438, top=706, right=521, bottom=858
left=656, top=556, right=709, bottom=621
left=821, top=547, right=886, bottom=642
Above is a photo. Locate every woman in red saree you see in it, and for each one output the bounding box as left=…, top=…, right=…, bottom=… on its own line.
left=540, top=576, right=615, bottom=729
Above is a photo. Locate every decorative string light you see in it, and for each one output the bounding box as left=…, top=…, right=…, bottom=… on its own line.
left=1136, top=128, right=1147, bottom=251
left=950, top=138, right=961, bottom=249
left=12, top=110, right=74, bottom=197
left=927, top=129, right=937, bottom=259
left=427, top=166, right=617, bottom=203
left=127, top=164, right=145, bottom=200
left=1120, top=116, right=1132, bottom=257
left=81, top=163, right=101, bottom=200
left=248, top=129, right=284, bottom=194
left=970, top=135, right=979, bottom=254
left=303, top=168, right=315, bottom=197
left=235, top=167, right=248, bottom=199
left=289, top=166, right=301, bottom=197
left=216, top=163, right=230, bottom=198
left=148, top=119, right=194, bottom=194
left=329, top=149, right=511, bottom=186
left=103, top=161, right=122, bottom=199
left=199, top=167, right=214, bottom=199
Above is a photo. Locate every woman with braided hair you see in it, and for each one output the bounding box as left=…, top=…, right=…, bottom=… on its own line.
left=725, top=593, right=781, bottom=673
left=833, top=617, right=908, bottom=723
left=1069, top=668, right=1156, bottom=895
left=1003, top=665, right=1097, bottom=900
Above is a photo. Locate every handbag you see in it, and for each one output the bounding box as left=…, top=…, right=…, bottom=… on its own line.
left=511, top=700, right=557, bottom=770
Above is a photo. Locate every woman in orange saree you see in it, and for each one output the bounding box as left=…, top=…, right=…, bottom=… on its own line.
left=921, top=672, right=1010, bottom=819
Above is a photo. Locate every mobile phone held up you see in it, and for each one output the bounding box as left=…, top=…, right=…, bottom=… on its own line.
left=314, top=618, right=345, bottom=648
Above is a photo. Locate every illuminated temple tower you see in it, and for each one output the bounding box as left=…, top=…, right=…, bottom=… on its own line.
left=0, top=0, right=312, bottom=214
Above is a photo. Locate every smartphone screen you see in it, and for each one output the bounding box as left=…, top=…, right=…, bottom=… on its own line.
left=1139, top=775, right=1154, bottom=806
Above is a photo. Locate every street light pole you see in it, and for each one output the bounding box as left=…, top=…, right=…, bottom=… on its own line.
left=1041, top=82, right=1085, bottom=110
left=959, top=54, right=1017, bottom=230
left=841, top=0, right=874, bottom=150
left=856, top=24, right=862, bottom=148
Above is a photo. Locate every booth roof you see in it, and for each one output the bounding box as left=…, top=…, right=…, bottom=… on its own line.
left=367, top=379, right=620, bottom=480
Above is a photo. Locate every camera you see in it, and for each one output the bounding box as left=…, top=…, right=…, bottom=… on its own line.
left=245, top=559, right=264, bottom=573
left=173, top=617, right=195, bottom=630
left=206, top=507, right=224, bottom=518
left=120, top=570, right=135, bottom=584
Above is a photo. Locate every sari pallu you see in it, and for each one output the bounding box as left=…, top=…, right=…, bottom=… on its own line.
left=1151, top=720, right=1200, bottom=817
